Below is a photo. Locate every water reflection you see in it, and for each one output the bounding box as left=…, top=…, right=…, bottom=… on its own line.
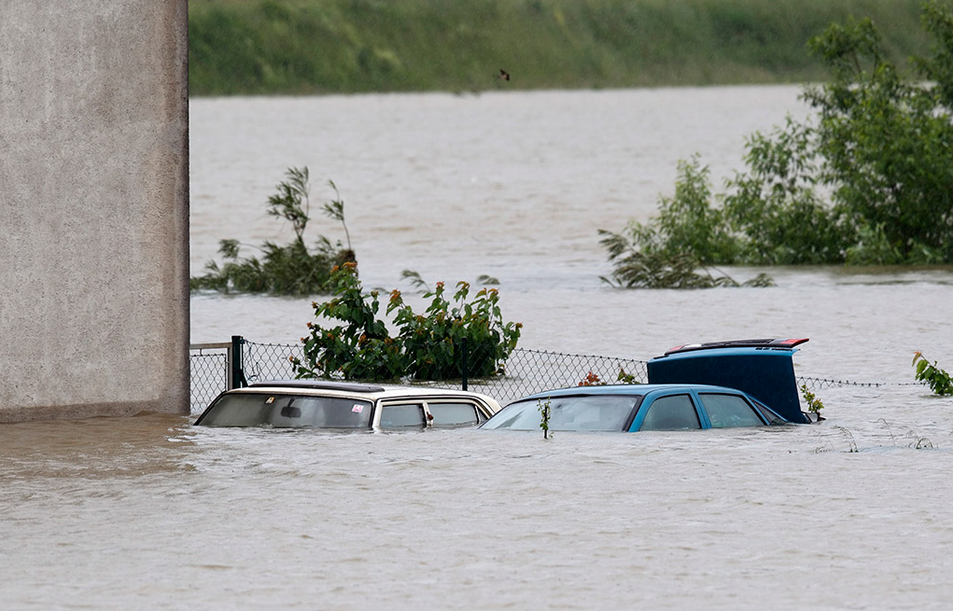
left=0, top=414, right=195, bottom=479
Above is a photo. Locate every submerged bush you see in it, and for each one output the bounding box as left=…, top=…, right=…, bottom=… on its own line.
left=191, top=167, right=355, bottom=295
left=598, top=157, right=774, bottom=288
left=913, top=352, right=953, bottom=396
left=800, top=383, right=826, bottom=420
left=598, top=237, right=774, bottom=289
left=291, top=263, right=522, bottom=382
left=601, top=0, right=953, bottom=282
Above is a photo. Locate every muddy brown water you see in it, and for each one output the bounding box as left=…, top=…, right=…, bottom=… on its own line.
left=3, top=86, right=953, bottom=609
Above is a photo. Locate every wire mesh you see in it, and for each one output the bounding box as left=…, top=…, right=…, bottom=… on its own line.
left=796, top=376, right=924, bottom=391
left=189, top=349, right=228, bottom=412
left=189, top=338, right=922, bottom=411
left=202, top=340, right=650, bottom=405
left=242, top=340, right=305, bottom=384
left=454, top=347, right=648, bottom=404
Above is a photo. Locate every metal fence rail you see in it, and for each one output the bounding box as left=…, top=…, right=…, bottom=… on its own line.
left=188, top=337, right=920, bottom=412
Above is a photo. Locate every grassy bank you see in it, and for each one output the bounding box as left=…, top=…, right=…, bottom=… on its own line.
left=189, top=0, right=933, bottom=96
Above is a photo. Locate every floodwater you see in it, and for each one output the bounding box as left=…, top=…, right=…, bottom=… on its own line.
left=4, top=86, right=953, bottom=610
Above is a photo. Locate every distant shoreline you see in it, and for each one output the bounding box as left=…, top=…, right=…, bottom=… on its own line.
left=189, top=0, right=931, bottom=97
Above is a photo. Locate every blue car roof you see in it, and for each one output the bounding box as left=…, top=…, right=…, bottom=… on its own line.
left=511, top=383, right=748, bottom=403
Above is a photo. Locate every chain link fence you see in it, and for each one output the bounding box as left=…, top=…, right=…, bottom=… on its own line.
left=189, top=337, right=921, bottom=412
left=243, top=340, right=304, bottom=383
left=189, top=343, right=230, bottom=412
left=224, top=340, right=646, bottom=405
left=459, top=347, right=647, bottom=402
left=189, top=338, right=651, bottom=410
left=796, top=376, right=885, bottom=391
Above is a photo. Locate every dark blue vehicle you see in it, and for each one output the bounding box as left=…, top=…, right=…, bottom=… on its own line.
left=482, top=338, right=811, bottom=432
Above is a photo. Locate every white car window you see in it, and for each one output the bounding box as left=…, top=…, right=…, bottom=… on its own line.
left=380, top=403, right=426, bottom=429
left=429, top=402, right=480, bottom=427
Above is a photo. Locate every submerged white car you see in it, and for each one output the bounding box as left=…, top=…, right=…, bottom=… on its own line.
left=194, top=380, right=502, bottom=430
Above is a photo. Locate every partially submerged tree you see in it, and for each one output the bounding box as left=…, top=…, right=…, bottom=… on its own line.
left=804, top=8, right=953, bottom=263
left=191, top=166, right=355, bottom=295
left=601, top=0, right=953, bottom=283
left=292, top=264, right=522, bottom=382
left=598, top=157, right=773, bottom=288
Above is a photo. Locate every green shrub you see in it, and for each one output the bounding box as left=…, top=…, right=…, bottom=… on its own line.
left=800, top=383, right=826, bottom=420
left=723, top=119, right=850, bottom=264
left=291, top=263, right=522, bottom=381
left=600, top=1, right=953, bottom=277
left=598, top=159, right=774, bottom=289
left=191, top=167, right=355, bottom=295
left=913, top=351, right=953, bottom=396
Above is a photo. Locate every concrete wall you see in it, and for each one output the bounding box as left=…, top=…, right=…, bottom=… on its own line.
left=0, top=1, right=190, bottom=422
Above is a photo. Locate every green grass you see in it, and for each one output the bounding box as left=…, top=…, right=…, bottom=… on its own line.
left=189, top=0, right=935, bottom=96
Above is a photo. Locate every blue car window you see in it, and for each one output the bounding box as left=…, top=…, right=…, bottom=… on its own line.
left=639, top=394, right=700, bottom=431
left=751, top=399, right=787, bottom=424
left=380, top=403, right=426, bottom=429
left=698, top=393, right=764, bottom=428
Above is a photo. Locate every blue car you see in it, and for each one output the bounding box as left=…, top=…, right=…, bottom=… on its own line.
left=482, top=338, right=811, bottom=432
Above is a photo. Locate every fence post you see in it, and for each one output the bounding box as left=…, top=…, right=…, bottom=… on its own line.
left=461, top=337, right=468, bottom=391
left=229, top=335, right=246, bottom=389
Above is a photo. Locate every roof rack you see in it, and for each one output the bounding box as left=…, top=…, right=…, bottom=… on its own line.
left=662, top=338, right=808, bottom=357
left=247, top=380, right=388, bottom=393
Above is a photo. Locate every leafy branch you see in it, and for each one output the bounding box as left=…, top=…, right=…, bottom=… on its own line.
left=538, top=398, right=551, bottom=440
left=913, top=352, right=953, bottom=396
left=800, top=383, right=826, bottom=421
left=292, top=264, right=522, bottom=381
left=191, top=166, right=355, bottom=295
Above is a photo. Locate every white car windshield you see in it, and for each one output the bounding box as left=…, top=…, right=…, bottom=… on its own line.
left=197, top=393, right=373, bottom=428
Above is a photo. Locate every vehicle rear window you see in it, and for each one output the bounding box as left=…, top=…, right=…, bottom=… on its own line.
left=698, top=393, right=765, bottom=428
left=197, top=393, right=372, bottom=428
left=638, top=394, right=701, bottom=431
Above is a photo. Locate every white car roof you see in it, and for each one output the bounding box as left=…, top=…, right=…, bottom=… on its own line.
left=229, top=380, right=502, bottom=412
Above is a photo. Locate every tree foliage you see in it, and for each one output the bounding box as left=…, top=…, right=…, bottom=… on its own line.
left=804, top=8, right=953, bottom=264
left=601, top=0, right=953, bottom=282
left=191, top=167, right=355, bottom=295
left=291, top=264, right=522, bottom=381
left=598, top=157, right=773, bottom=288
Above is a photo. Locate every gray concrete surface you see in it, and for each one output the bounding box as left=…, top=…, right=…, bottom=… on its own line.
left=0, top=2, right=190, bottom=422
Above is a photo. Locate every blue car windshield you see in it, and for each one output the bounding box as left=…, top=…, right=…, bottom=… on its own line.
left=483, top=394, right=642, bottom=432
left=197, top=393, right=373, bottom=428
